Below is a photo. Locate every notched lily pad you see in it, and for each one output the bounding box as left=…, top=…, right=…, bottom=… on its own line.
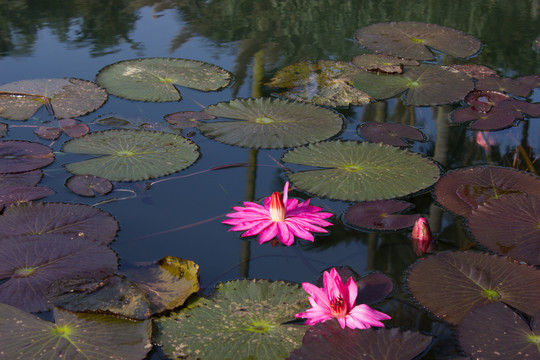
left=343, top=200, right=420, bottom=231
left=0, top=303, right=151, bottom=360
left=63, top=129, right=200, bottom=181
left=0, top=140, right=54, bottom=173
left=200, top=98, right=343, bottom=148
left=351, top=54, right=419, bottom=74
left=359, top=122, right=426, bottom=147
left=407, top=251, right=540, bottom=325
left=0, top=78, right=107, bottom=120
left=468, top=194, right=540, bottom=265
left=282, top=140, right=440, bottom=201
left=352, top=64, right=474, bottom=106
left=96, top=57, right=232, bottom=102
left=266, top=60, right=372, bottom=106
left=164, top=110, right=216, bottom=128
left=155, top=279, right=308, bottom=360
left=355, top=21, right=481, bottom=60
left=65, top=175, right=113, bottom=197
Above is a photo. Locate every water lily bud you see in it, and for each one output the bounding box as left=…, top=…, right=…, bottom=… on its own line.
left=411, top=217, right=433, bottom=255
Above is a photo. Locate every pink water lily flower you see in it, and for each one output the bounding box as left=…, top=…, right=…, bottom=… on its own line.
left=222, top=182, right=332, bottom=246
left=295, top=268, right=391, bottom=329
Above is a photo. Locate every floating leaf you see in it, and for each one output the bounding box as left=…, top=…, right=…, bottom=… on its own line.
left=475, top=76, right=532, bottom=97
left=451, top=105, right=521, bottom=130
left=0, top=140, right=54, bottom=173
left=155, top=279, right=308, bottom=360
left=517, top=74, right=540, bottom=89
left=0, top=78, right=107, bottom=120
left=200, top=98, right=343, bottom=148
left=355, top=21, right=481, bottom=60
left=34, top=125, right=62, bottom=140
left=359, top=122, right=425, bottom=147
left=266, top=60, right=372, bottom=106
left=407, top=251, right=540, bottom=325
left=289, top=321, right=432, bottom=360
left=65, top=174, right=113, bottom=197
left=468, top=194, right=540, bottom=265
left=63, top=130, right=199, bottom=181
left=0, top=186, right=54, bottom=206
left=0, top=303, right=151, bottom=360
left=0, top=169, right=42, bottom=189
left=59, top=118, right=90, bottom=138
left=351, top=54, right=419, bottom=74
left=450, top=64, right=498, bottom=79
left=0, top=234, right=117, bottom=312
left=343, top=200, right=420, bottom=231
left=352, top=64, right=474, bottom=105
left=96, top=57, right=231, bottom=102
left=164, top=110, right=216, bottom=128
left=433, top=166, right=540, bottom=217
left=464, top=90, right=510, bottom=112
left=458, top=303, right=540, bottom=359
left=0, top=202, right=119, bottom=244
left=282, top=141, right=440, bottom=201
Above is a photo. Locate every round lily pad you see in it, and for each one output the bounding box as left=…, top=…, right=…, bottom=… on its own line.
left=351, top=54, right=419, bottom=74
left=433, top=166, right=540, bottom=217
left=164, top=110, right=216, bottom=128
left=63, top=130, right=200, bottom=181
left=475, top=76, right=532, bottom=97
left=358, top=122, right=425, bottom=147
left=451, top=105, right=521, bottom=130
left=0, top=234, right=118, bottom=312
left=282, top=140, right=440, bottom=201
left=155, top=279, right=308, bottom=360
left=352, top=64, right=474, bottom=106
left=0, top=185, right=54, bottom=206
left=0, top=140, right=54, bottom=173
left=0, top=202, right=119, bottom=244
left=343, top=200, right=420, bottom=231
left=289, top=321, right=432, bottom=360
left=65, top=175, right=113, bottom=197
left=34, top=126, right=62, bottom=140
left=406, top=251, right=540, bottom=325
left=355, top=22, right=481, bottom=60
left=468, top=194, right=540, bottom=265
left=458, top=303, right=540, bottom=359
left=0, top=169, right=42, bottom=189
left=200, top=98, right=343, bottom=148
left=96, top=57, right=231, bottom=102
left=266, top=60, right=372, bottom=106
left=59, top=118, right=90, bottom=138
left=0, top=303, right=151, bottom=360
left=0, top=78, right=107, bottom=120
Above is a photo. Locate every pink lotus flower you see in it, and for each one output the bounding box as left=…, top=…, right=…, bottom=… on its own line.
left=295, top=268, right=391, bottom=329
left=222, top=182, right=332, bottom=246
left=411, top=217, right=433, bottom=255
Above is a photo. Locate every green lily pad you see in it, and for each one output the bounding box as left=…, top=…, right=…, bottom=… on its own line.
left=155, top=279, right=308, bottom=360
left=0, top=202, right=119, bottom=244
left=289, top=321, right=432, bottom=360
left=458, top=303, right=540, bottom=359
left=406, top=251, right=540, bottom=325
left=282, top=140, right=440, bottom=201
left=266, top=60, right=372, bottom=106
left=355, top=22, right=481, bottom=60
left=0, top=303, right=151, bottom=360
left=0, top=234, right=117, bottom=312
left=468, top=194, right=540, bottom=265
left=351, top=54, right=419, bottom=74
left=352, top=64, right=474, bottom=105
left=63, top=130, right=199, bottom=181
left=0, top=140, right=54, bottom=173
left=200, top=98, right=343, bottom=148
left=0, top=78, right=107, bottom=120
left=96, top=57, right=231, bottom=102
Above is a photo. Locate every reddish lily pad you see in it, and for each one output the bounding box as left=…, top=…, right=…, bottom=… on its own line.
left=0, top=140, right=54, bottom=173
left=164, top=110, right=216, bottom=128
left=343, top=200, right=420, bottom=231
left=475, top=76, right=532, bottom=97
left=351, top=54, right=419, bottom=74
left=0, top=303, right=151, bottom=360
left=0, top=186, right=55, bottom=206
left=451, top=105, right=522, bottom=130
left=289, top=321, right=432, bottom=360
left=0, top=234, right=117, bottom=312
left=355, top=22, right=481, bottom=60
left=407, top=251, right=540, bottom=325
left=0, top=169, right=42, bottom=189
left=0, top=78, right=107, bottom=120
left=464, top=90, right=510, bottom=112
left=359, top=122, right=425, bottom=147
left=34, top=126, right=62, bottom=140
left=65, top=175, right=113, bottom=197
left=517, top=74, right=540, bottom=89
left=433, top=166, right=540, bottom=217
left=59, top=118, right=90, bottom=138
left=0, top=202, right=119, bottom=244
left=468, top=194, right=540, bottom=265
left=450, top=64, right=498, bottom=79
left=458, top=303, right=540, bottom=359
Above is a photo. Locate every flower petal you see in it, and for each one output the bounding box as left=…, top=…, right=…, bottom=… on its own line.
left=257, top=222, right=278, bottom=243
left=344, top=277, right=358, bottom=310
left=347, top=304, right=391, bottom=329
left=302, top=283, right=330, bottom=308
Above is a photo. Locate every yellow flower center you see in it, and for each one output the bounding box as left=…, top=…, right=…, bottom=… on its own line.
left=269, top=192, right=286, bottom=222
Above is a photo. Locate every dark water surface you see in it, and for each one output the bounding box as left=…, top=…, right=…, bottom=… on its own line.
left=1, top=1, right=539, bottom=358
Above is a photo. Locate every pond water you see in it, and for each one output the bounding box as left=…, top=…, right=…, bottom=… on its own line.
left=1, top=1, right=539, bottom=359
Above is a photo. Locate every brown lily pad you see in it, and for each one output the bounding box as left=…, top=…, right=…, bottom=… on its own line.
left=475, top=76, right=532, bottom=97
left=0, top=186, right=55, bottom=206
left=359, top=122, right=425, bottom=147
left=65, top=174, right=113, bottom=197
left=164, top=111, right=215, bottom=128
left=0, top=140, right=54, bottom=173
left=351, top=54, right=419, bottom=74
left=343, top=200, right=420, bottom=231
